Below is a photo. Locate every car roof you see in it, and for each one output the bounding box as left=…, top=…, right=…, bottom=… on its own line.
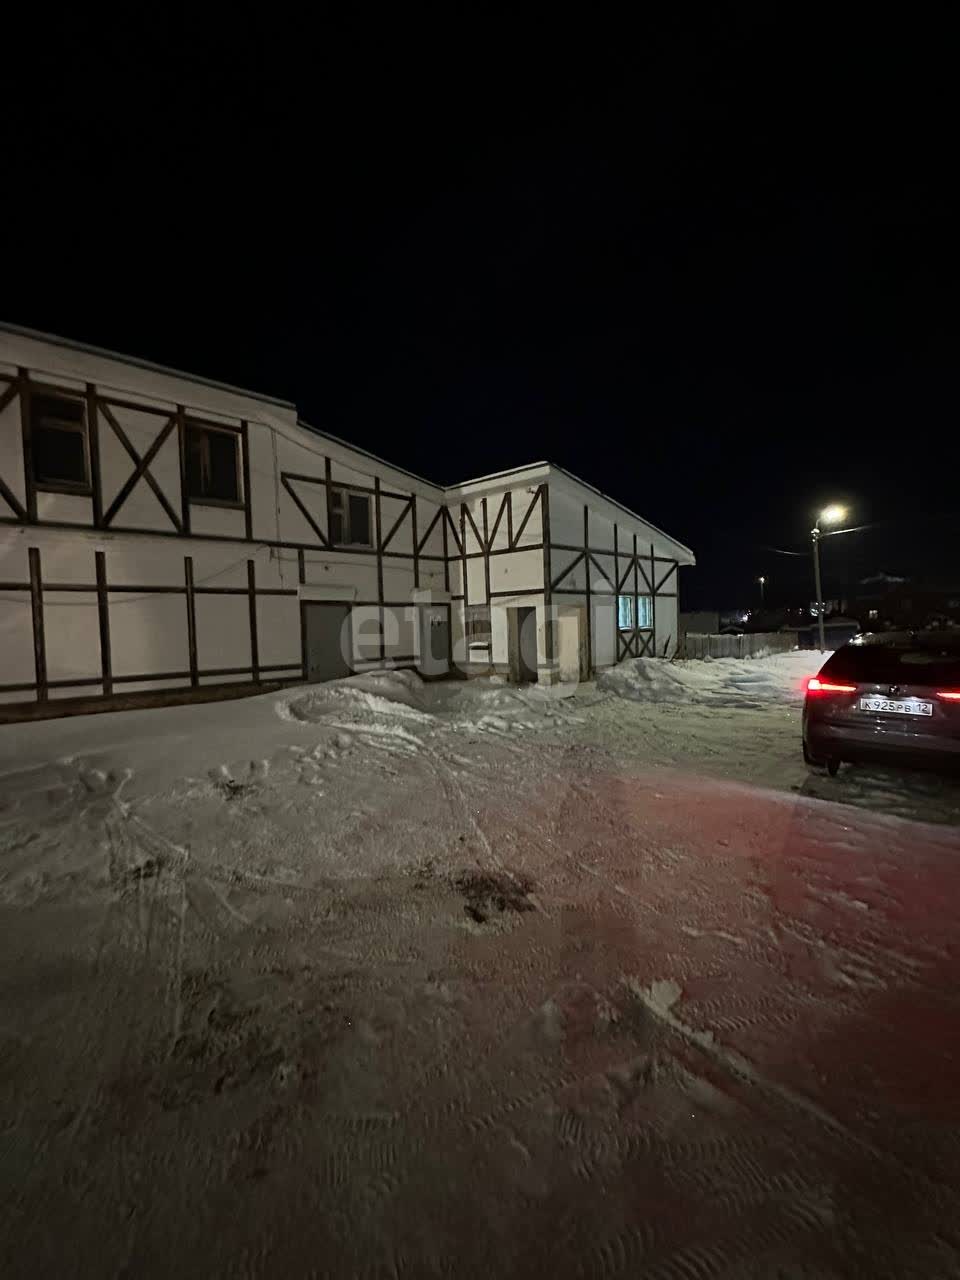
left=855, top=629, right=960, bottom=651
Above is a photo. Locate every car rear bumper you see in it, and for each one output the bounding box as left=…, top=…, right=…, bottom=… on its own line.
left=805, top=718, right=960, bottom=764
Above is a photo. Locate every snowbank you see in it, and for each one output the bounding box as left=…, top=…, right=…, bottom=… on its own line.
left=598, top=650, right=825, bottom=708
left=276, top=668, right=581, bottom=738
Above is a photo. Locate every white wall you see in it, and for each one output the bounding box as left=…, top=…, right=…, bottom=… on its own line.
left=0, top=332, right=693, bottom=708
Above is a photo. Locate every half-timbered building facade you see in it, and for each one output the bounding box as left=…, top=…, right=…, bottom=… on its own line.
left=0, top=324, right=694, bottom=715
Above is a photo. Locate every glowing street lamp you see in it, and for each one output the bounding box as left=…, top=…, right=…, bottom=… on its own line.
left=758, top=575, right=766, bottom=606
left=811, top=504, right=848, bottom=653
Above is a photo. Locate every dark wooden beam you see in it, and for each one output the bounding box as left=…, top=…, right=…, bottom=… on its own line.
left=443, top=506, right=464, bottom=557
left=650, top=543, right=657, bottom=650
left=463, top=502, right=484, bottom=553
left=416, top=504, right=442, bottom=555
left=481, top=497, right=491, bottom=607
left=487, top=491, right=509, bottom=550
left=324, top=455, right=333, bottom=542
left=375, top=477, right=384, bottom=662
left=184, top=556, right=198, bottom=687
left=299, top=602, right=308, bottom=680
left=380, top=495, right=413, bottom=552
left=176, top=405, right=190, bottom=534
left=541, top=483, right=553, bottom=673
left=99, top=404, right=182, bottom=531
left=411, top=493, right=419, bottom=589
left=240, top=420, right=253, bottom=540
left=19, top=370, right=36, bottom=522
left=459, top=503, right=468, bottom=608
left=442, top=506, right=450, bottom=593
left=583, top=504, right=592, bottom=674
left=101, top=411, right=177, bottom=528
left=28, top=546, right=46, bottom=700
left=0, top=471, right=27, bottom=522
left=510, top=488, right=540, bottom=548
left=281, top=474, right=331, bottom=547
left=551, top=550, right=584, bottom=591
left=95, top=550, right=112, bottom=695
left=247, top=559, right=259, bottom=681
left=86, top=383, right=103, bottom=528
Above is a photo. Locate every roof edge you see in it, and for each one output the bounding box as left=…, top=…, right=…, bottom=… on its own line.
left=548, top=462, right=696, bottom=561
left=0, top=321, right=297, bottom=411
left=296, top=419, right=443, bottom=493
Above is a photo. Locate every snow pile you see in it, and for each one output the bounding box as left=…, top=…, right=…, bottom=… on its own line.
left=598, top=650, right=825, bottom=709
left=276, top=669, right=435, bottom=726
left=277, top=668, right=580, bottom=737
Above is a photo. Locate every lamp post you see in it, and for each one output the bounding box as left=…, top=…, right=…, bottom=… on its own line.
left=758, top=575, right=766, bottom=607
left=811, top=504, right=847, bottom=653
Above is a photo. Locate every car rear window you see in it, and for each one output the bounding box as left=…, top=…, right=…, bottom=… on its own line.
left=823, top=635, right=960, bottom=687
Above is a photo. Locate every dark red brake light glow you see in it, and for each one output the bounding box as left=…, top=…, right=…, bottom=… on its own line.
left=936, top=691, right=960, bottom=702
left=806, top=677, right=857, bottom=695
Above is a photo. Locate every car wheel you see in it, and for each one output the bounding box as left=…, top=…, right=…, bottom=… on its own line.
left=802, top=742, right=823, bottom=767
left=827, top=758, right=841, bottom=777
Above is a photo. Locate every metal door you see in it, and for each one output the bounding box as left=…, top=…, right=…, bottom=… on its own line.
left=515, top=606, right=538, bottom=684
left=302, top=603, right=352, bottom=682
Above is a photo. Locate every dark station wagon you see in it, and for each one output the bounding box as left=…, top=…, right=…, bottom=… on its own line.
left=803, top=631, right=960, bottom=776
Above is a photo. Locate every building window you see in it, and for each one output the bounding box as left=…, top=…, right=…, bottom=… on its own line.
left=867, top=609, right=879, bottom=621
left=617, top=595, right=634, bottom=630
left=329, top=486, right=372, bottom=546
left=31, top=393, right=90, bottom=489
left=185, top=422, right=241, bottom=503
left=464, top=605, right=491, bottom=644
left=637, top=595, right=653, bottom=629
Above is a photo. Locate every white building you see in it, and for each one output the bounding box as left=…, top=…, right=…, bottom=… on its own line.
left=0, top=324, right=695, bottom=715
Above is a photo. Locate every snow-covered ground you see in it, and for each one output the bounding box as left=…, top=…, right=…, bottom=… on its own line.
left=597, top=647, right=815, bottom=707
left=2, top=656, right=960, bottom=1276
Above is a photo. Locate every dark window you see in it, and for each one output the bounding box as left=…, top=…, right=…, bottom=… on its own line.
left=31, top=393, right=89, bottom=488
left=464, top=605, right=491, bottom=642
left=185, top=423, right=240, bottom=503
left=329, top=486, right=372, bottom=546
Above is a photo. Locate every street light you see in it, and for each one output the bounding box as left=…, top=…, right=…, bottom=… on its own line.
left=758, top=575, right=766, bottom=607
left=811, top=504, right=847, bottom=653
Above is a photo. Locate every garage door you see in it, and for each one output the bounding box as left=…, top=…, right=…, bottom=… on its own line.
left=302, top=603, right=352, bottom=682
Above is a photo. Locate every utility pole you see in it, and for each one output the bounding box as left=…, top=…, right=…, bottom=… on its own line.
left=811, top=504, right=847, bottom=653
left=811, top=526, right=825, bottom=653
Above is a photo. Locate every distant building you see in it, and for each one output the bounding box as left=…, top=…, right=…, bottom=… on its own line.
left=847, top=572, right=960, bottom=631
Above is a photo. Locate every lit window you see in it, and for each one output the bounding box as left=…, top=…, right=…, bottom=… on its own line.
left=329, top=486, right=372, bottom=546
left=31, top=393, right=90, bottom=489
left=617, top=595, right=634, bottom=629
left=637, top=595, right=653, bottom=629
left=185, top=423, right=241, bottom=503
left=868, top=609, right=879, bottom=621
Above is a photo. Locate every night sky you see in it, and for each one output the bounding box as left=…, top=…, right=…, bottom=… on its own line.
left=4, top=13, right=956, bottom=608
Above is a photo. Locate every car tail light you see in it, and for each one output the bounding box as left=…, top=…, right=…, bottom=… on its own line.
left=937, top=691, right=960, bottom=702
left=806, top=677, right=857, bottom=695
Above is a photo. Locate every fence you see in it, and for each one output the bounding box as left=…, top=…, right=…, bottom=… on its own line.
left=681, top=631, right=799, bottom=660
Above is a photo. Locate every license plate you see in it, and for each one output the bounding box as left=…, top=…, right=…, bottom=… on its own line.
left=860, top=696, right=933, bottom=716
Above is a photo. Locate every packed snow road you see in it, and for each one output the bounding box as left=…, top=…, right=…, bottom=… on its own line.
left=1, top=658, right=960, bottom=1277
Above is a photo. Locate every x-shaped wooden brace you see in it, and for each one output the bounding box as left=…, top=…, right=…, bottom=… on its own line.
left=100, top=403, right=181, bottom=530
